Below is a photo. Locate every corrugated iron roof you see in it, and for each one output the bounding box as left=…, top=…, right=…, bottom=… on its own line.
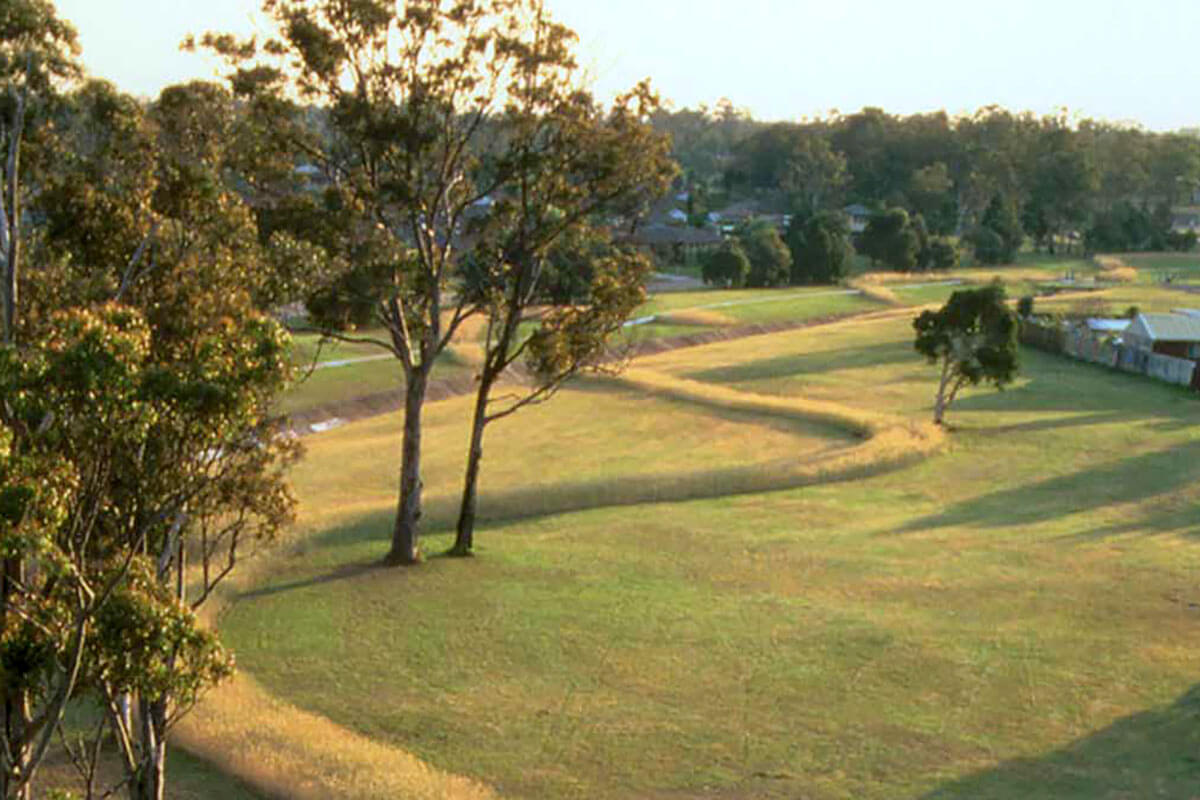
left=1138, top=312, right=1200, bottom=341
left=1087, top=318, right=1131, bottom=332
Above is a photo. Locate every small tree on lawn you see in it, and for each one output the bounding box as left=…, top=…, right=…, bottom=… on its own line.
left=702, top=240, right=749, bottom=288
left=787, top=210, right=853, bottom=285
left=737, top=219, right=790, bottom=287
left=913, top=283, right=1018, bottom=425
left=860, top=207, right=919, bottom=271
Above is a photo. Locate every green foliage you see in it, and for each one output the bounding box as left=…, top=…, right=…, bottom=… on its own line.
left=1017, top=295, right=1035, bottom=317
left=525, top=248, right=652, bottom=381
left=527, top=226, right=627, bottom=306
left=1083, top=202, right=1168, bottom=253
left=860, top=207, right=920, bottom=271
left=970, top=194, right=1024, bottom=265
left=0, top=300, right=295, bottom=798
left=923, top=236, right=960, bottom=270
left=788, top=211, right=854, bottom=284
left=913, top=283, right=1019, bottom=423
left=702, top=241, right=750, bottom=288
left=91, top=558, right=234, bottom=708
left=1165, top=229, right=1197, bottom=252
left=0, top=0, right=80, bottom=91
left=737, top=220, right=791, bottom=287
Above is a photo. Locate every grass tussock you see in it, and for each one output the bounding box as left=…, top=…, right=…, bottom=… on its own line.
left=1093, top=255, right=1139, bottom=284
left=616, top=367, right=944, bottom=480
left=175, top=673, right=497, bottom=800
left=656, top=308, right=737, bottom=327
left=848, top=278, right=904, bottom=306
left=852, top=271, right=929, bottom=285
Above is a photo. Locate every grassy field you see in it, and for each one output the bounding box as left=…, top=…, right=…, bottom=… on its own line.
left=1118, top=252, right=1200, bottom=283
left=217, top=308, right=1200, bottom=799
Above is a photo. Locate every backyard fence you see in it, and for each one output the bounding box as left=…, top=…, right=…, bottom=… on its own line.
left=1020, top=319, right=1197, bottom=390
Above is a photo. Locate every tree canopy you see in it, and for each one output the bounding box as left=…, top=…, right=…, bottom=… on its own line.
left=913, top=283, right=1019, bottom=425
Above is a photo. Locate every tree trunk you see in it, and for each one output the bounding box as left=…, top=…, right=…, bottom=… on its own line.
left=450, top=373, right=494, bottom=557
left=128, top=699, right=167, bottom=800
left=933, top=357, right=952, bottom=425
left=0, top=766, right=31, bottom=800
left=1, top=249, right=13, bottom=347
left=386, top=368, right=429, bottom=565
left=1, top=90, right=23, bottom=348
left=1, top=557, right=31, bottom=800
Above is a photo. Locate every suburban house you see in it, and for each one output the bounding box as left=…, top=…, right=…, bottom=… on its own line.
left=1122, top=311, right=1200, bottom=359
left=1170, top=209, right=1200, bottom=233
left=844, top=204, right=872, bottom=233
left=712, top=199, right=762, bottom=227
left=622, top=223, right=723, bottom=264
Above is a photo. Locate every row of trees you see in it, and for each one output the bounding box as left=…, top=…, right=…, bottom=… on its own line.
left=658, top=104, right=1200, bottom=259
left=1, top=0, right=674, bottom=798
left=700, top=205, right=961, bottom=289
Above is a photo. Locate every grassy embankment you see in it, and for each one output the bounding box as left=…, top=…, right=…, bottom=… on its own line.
left=281, top=254, right=1085, bottom=416
left=216, top=308, right=1200, bottom=799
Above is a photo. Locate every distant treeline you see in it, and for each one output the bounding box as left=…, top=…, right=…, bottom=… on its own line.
left=650, top=103, right=1200, bottom=254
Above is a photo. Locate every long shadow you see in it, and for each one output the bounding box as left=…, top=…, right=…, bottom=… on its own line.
left=237, top=560, right=383, bottom=600
left=898, top=440, right=1200, bottom=537
left=684, top=341, right=913, bottom=386
left=955, top=353, right=1197, bottom=417
left=980, top=409, right=1134, bottom=436
left=280, top=441, right=929, bottom=587
left=924, top=683, right=1200, bottom=799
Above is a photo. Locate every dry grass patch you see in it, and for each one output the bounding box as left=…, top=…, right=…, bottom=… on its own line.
left=176, top=673, right=497, bottom=800
left=848, top=278, right=904, bottom=306
left=656, top=308, right=737, bottom=327
left=1093, top=255, right=1139, bottom=283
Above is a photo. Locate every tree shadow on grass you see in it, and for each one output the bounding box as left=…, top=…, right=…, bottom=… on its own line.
left=946, top=353, right=1200, bottom=434
left=270, top=438, right=930, bottom=596
left=897, top=440, right=1200, bottom=537
left=237, top=559, right=383, bottom=600
left=682, top=342, right=913, bottom=386
left=924, top=683, right=1200, bottom=799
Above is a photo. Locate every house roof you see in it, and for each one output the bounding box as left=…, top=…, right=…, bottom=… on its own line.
left=1086, top=318, right=1131, bottom=333
left=1134, top=312, right=1200, bottom=342
left=626, top=224, right=723, bottom=247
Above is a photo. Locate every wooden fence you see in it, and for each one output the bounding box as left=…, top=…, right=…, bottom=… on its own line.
left=1020, top=319, right=1197, bottom=390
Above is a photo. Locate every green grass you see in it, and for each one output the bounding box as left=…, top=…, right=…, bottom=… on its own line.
left=222, top=311, right=1200, bottom=799
left=290, top=329, right=393, bottom=366
left=280, top=349, right=472, bottom=416
left=1118, top=252, right=1200, bottom=283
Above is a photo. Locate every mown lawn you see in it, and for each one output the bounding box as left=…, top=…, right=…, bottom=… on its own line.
left=222, top=310, right=1200, bottom=799
left=1118, top=251, right=1200, bottom=283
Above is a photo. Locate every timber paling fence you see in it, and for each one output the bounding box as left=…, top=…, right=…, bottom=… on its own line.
left=1020, top=319, right=1198, bottom=390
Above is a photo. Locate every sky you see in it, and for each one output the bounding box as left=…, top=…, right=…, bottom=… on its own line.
left=54, top=0, right=1200, bottom=131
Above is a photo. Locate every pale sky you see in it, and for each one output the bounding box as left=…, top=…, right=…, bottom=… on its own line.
left=55, top=0, right=1200, bottom=131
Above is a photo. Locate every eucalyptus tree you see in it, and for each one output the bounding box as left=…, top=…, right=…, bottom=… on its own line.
left=205, top=0, right=673, bottom=564
left=15, top=77, right=299, bottom=800
left=913, top=284, right=1019, bottom=425
left=0, top=0, right=79, bottom=343
left=447, top=50, right=675, bottom=553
